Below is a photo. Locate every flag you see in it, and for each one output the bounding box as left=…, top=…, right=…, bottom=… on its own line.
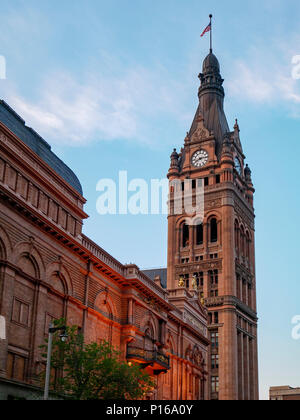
left=200, top=22, right=211, bottom=37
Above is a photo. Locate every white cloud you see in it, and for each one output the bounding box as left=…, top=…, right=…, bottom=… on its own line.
left=4, top=64, right=192, bottom=147
left=226, top=43, right=300, bottom=115
left=4, top=39, right=300, bottom=149
left=227, top=61, right=274, bottom=102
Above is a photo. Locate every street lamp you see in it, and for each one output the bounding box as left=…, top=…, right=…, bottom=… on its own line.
left=44, top=323, right=68, bottom=400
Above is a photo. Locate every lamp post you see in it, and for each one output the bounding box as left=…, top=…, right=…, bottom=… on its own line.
left=44, top=323, right=68, bottom=400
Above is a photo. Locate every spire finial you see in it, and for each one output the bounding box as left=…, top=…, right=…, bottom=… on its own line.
left=209, top=14, right=213, bottom=53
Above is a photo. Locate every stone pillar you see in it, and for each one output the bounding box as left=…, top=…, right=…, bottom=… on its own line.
left=253, top=328, right=259, bottom=400
left=237, top=331, right=244, bottom=400
left=219, top=309, right=238, bottom=400
left=128, top=298, right=133, bottom=325
left=203, top=271, right=209, bottom=299
left=27, top=283, right=48, bottom=383
left=182, top=361, right=187, bottom=400
left=219, top=202, right=238, bottom=400
left=243, top=334, right=250, bottom=400
left=249, top=337, right=254, bottom=400
left=0, top=266, right=15, bottom=378
left=167, top=216, right=177, bottom=289
left=178, top=360, right=183, bottom=400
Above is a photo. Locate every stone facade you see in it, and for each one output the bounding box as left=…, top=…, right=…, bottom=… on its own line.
left=0, top=102, right=209, bottom=400
left=166, top=51, right=259, bottom=400
left=270, top=386, right=300, bottom=401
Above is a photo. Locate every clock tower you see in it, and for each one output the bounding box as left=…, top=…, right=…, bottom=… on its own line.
left=167, top=51, right=259, bottom=400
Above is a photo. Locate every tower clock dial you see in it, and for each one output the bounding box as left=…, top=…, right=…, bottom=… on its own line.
left=191, top=150, right=208, bottom=168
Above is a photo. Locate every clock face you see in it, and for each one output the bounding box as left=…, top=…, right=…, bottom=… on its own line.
left=192, top=150, right=209, bottom=168
left=235, top=157, right=242, bottom=175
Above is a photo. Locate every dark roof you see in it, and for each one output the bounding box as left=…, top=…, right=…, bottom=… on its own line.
left=190, top=52, right=230, bottom=158
left=202, top=52, right=220, bottom=72
left=142, top=268, right=167, bottom=289
left=0, top=100, right=83, bottom=196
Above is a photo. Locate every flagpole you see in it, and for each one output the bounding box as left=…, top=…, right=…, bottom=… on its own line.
left=210, top=14, right=213, bottom=52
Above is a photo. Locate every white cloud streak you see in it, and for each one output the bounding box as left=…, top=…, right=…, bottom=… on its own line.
left=3, top=40, right=300, bottom=148
left=226, top=44, right=300, bottom=112
left=4, top=62, right=191, bottom=147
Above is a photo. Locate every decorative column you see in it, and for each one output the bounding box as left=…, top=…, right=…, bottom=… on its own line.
left=237, top=331, right=244, bottom=400
left=0, top=266, right=15, bottom=378
left=243, top=334, right=250, bottom=400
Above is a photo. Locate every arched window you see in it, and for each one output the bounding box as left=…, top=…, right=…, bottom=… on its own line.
left=0, top=238, right=5, bottom=261
left=18, top=254, right=38, bottom=278
left=182, top=223, right=189, bottom=248
left=196, top=223, right=203, bottom=245
left=246, top=231, right=251, bottom=261
left=210, top=218, right=218, bottom=243
left=50, top=273, right=66, bottom=294
left=234, top=220, right=239, bottom=252
left=240, top=226, right=245, bottom=256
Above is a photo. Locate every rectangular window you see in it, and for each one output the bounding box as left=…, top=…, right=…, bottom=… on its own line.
left=7, top=353, right=26, bottom=382
left=12, top=298, right=30, bottom=327
left=216, top=174, right=220, bottom=184
left=211, top=376, right=219, bottom=393
left=204, top=177, right=209, bottom=186
left=211, top=354, right=219, bottom=369
left=211, top=331, right=219, bottom=349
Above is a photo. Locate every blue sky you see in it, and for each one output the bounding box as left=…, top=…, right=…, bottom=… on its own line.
left=1, top=0, right=300, bottom=400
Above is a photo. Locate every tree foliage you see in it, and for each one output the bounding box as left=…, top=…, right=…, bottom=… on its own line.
left=40, top=319, right=154, bottom=400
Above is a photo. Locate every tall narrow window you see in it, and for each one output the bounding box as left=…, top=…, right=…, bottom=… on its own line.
left=235, top=220, right=239, bottom=252
left=210, top=218, right=218, bottom=243
left=182, top=223, right=189, bottom=248
left=211, top=331, right=219, bottom=349
left=196, top=223, right=203, bottom=245
left=246, top=231, right=250, bottom=261
left=211, top=376, right=219, bottom=393
left=240, top=226, right=245, bottom=256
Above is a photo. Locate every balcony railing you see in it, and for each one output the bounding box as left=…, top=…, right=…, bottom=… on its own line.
left=127, top=346, right=170, bottom=371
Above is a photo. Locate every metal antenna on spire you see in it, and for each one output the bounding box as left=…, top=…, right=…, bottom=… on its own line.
left=209, top=14, right=213, bottom=53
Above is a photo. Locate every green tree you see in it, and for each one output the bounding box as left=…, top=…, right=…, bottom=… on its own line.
left=40, top=319, right=154, bottom=400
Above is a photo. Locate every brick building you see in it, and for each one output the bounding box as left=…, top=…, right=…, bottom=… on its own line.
left=0, top=99, right=209, bottom=400
left=0, top=48, right=259, bottom=401
left=270, top=386, right=300, bottom=401
left=148, top=51, right=259, bottom=400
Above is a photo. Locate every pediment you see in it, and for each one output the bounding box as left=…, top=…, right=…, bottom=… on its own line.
left=190, top=113, right=210, bottom=143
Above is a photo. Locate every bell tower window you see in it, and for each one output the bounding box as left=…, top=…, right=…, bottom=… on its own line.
left=210, top=218, right=218, bottom=243
left=182, top=223, right=189, bottom=248
left=196, top=223, right=203, bottom=245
